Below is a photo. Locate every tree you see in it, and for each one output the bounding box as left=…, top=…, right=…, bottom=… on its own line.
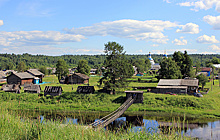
left=99, top=42, right=134, bottom=94
left=76, top=60, right=91, bottom=76
left=133, top=59, right=151, bottom=73
left=55, top=59, right=69, bottom=80
left=173, top=51, right=193, bottom=78
left=17, top=61, right=27, bottom=72
left=195, top=61, right=201, bottom=75
left=211, top=57, right=220, bottom=64
left=39, top=66, right=48, bottom=75
left=196, top=74, right=208, bottom=90
left=159, top=57, right=182, bottom=79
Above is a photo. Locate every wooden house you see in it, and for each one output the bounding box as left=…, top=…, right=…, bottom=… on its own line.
left=1, top=84, right=21, bottom=93
left=125, top=91, right=143, bottom=103
left=153, top=79, right=199, bottom=94
left=200, top=67, right=212, bottom=76
left=23, top=84, right=41, bottom=93
left=44, top=86, right=62, bottom=96
left=27, top=69, right=44, bottom=83
left=7, top=72, right=35, bottom=85
left=64, top=73, right=90, bottom=84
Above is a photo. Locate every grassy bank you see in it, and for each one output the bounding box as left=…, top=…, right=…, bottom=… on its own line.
left=0, top=103, right=189, bottom=140
left=0, top=75, right=220, bottom=119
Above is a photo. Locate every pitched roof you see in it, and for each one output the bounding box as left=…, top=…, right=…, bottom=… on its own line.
left=158, top=79, right=182, bottom=86
left=27, top=69, right=44, bottom=76
left=23, top=84, right=41, bottom=91
left=201, top=67, right=212, bottom=72
left=158, top=79, right=198, bottom=87
left=181, top=79, right=199, bottom=86
left=13, top=72, right=35, bottom=79
left=44, top=86, right=62, bottom=93
left=73, top=73, right=90, bottom=79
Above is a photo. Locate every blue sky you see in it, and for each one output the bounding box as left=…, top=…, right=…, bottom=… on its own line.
left=0, top=0, right=220, bottom=55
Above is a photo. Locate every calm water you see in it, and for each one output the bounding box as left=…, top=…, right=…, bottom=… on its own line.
left=30, top=112, right=220, bottom=140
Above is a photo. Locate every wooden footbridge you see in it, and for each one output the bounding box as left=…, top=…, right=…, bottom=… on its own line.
left=89, top=91, right=143, bottom=128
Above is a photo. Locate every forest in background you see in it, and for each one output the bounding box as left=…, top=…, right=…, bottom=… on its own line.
left=0, top=53, right=220, bottom=70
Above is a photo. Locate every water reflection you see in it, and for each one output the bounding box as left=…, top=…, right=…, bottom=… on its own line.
left=16, top=110, right=220, bottom=139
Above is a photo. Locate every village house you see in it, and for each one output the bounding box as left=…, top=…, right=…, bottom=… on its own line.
left=44, top=86, right=62, bottom=96
left=200, top=67, right=212, bottom=77
left=27, top=69, right=44, bottom=83
left=7, top=72, right=35, bottom=85
left=23, top=84, right=41, bottom=93
left=63, top=73, right=90, bottom=84
left=152, top=79, right=199, bottom=94
left=1, top=84, right=21, bottom=93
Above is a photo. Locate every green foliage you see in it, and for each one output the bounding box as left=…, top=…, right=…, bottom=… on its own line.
left=159, top=57, right=182, bottom=79
left=133, top=59, right=151, bottom=73
left=196, top=74, right=208, bottom=90
left=173, top=51, right=193, bottom=78
left=17, top=61, right=27, bottom=72
left=55, top=59, right=69, bottom=80
left=100, top=42, right=134, bottom=92
left=39, top=66, right=47, bottom=75
left=76, top=60, right=91, bottom=76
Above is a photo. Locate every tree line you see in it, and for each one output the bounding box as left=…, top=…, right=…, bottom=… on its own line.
left=0, top=53, right=219, bottom=71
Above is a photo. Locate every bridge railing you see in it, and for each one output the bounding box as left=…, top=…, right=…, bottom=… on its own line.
left=90, top=94, right=137, bottom=128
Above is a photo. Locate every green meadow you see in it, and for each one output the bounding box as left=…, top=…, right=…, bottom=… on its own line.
left=0, top=75, right=220, bottom=118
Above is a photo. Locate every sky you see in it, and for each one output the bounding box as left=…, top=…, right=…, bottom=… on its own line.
left=0, top=0, right=220, bottom=55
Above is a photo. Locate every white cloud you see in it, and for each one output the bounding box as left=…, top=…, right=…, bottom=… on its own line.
left=172, top=38, right=188, bottom=45
left=0, top=20, right=3, bottom=26
left=209, top=44, right=220, bottom=52
left=176, top=23, right=200, bottom=34
left=196, top=35, right=219, bottom=43
left=0, top=31, right=86, bottom=47
left=163, top=0, right=171, bottom=3
left=203, top=15, right=220, bottom=30
left=65, top=19, right=178, bottom=44
left=178, top=0, right=220, bottom=12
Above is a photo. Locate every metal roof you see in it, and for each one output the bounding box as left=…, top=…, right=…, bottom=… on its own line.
left=156, top=86, right=187, bottom=89
left=27, top=69, right=44, bottom=76
left=13, top=72, right=35, bottom=79
left=158, top=79, right=198, bottom=87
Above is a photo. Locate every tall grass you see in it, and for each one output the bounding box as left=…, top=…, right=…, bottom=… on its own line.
left=0, top=102, right=190, bottom=140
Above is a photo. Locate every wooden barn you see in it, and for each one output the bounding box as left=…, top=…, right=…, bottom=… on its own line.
left=64, top=73, right=90, bottom=84
left=153, top=79, right=199, bottom=94
left=1, top=84, right=21, bottom=93
left=77, top=86, right=95, bottom=94
left=44, top=86, right=62, bottom=96
left=27, top=69, right=44, bottom=83
left=125, top=91, right=143, bottom=103
left=7, top=72, right=35, bottom=85
left=23, top=84, right=41, bottom=93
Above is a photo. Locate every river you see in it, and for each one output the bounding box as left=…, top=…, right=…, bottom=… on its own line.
left=18, top=110, right=220, bottom=139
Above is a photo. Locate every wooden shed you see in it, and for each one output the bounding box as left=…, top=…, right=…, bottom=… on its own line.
left=7, top=72, right=35, bottom=85
left=44, top=86, right=62, bottom=96
left=23, top=84, right=41, bottom=93
left=125, top=91, right=143, bottom=103
left=65, top=73, right=90, bottom=84
left=77, top=86, right=95, bottom=94
left=153, top=79, right=199, bottom=94
left=1, top=84, right=21, bottom=93
left=27, top=69, right=44, bottom=83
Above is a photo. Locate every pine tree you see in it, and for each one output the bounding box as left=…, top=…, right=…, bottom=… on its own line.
left=99, top=42, right=133, bottom=94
